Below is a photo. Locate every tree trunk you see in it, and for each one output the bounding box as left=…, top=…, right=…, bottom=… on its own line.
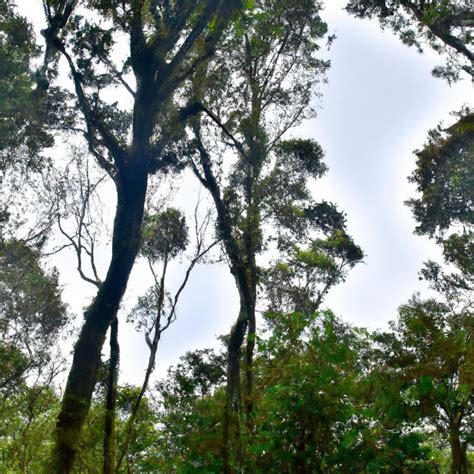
left=449, top=430, right=468, bottom=474
left=223, top=303, right=247, bottom=474
left=103, top=318, right=120, bottom=474
left=54, top=162, right=148, bottom=473
left=245, top=310, right=256, bottom=431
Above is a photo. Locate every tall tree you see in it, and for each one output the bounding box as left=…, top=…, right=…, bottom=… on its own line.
left=36, top=0, right=242, bottom=470
left=374, top=295, right=473, bottom=473
left=184, top=0, right=323, bottom=464
left=183, top=1, right=361, bottom=466
left=116, top=206, right=215, bottom=470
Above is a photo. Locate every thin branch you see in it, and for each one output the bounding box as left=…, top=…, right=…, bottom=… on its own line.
left=200, top=104, right=251, bottom=163
left=163, top=239, right=220, bottom=332
left=101, top=56, right=136, bottom=97
left=42, top=30, right=127, bottom=168
left=57, top=216, right=101, bottom=288
left=163, top=0, right=220, bottom=81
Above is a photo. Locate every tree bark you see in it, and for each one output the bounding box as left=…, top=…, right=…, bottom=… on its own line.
left=191, top=128, right=259, bottom=471
left=103, top=318, right=120, bottom=474
left=245, top=307, right=256, bottom=430
left=449, top=430, right=469, bottom=474
left=222, top=301, right=247, bottom=473
left=54, top=161, right=148, bottom=473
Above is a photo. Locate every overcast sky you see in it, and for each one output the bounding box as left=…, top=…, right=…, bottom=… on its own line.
left=18, top=1, right=472, bottom=385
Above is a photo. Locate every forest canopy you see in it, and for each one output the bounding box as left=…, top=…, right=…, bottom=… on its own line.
left=0, top=0, right=472, bottom=473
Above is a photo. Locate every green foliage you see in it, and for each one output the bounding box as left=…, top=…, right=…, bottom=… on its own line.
left=1, top=306, right=467, bottom=472
left=148, top=312, right=438, bottom=472
left=373, top=294, right=474, bottom=472
left=57, top=383, right=162, bottom=473
left=0, top=239, right=67, bottom=390
left=250, top=311, right=362, bottom=472
left=265, top=231, right=363, bottom=314
left=407, top=109, right=473, bottom=297
left=140, top=207, right=189, bottom=262
left=346, top=0, right=473, bottom=82
left=155, top=349, right=226, bottom=471
left=275, top=138, right=328, bottom=178
left=442, top=231, right=473, bottom=277
left=0, top=384, right=59, bottom=473
left=407, top=110, right=474, bottom=238
left=0, top=0, right=55, bottom=171
left=0, top=239, right=67, bottom=473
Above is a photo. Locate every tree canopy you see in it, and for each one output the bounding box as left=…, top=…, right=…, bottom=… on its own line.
left=0, top=0, right=472, bottom=472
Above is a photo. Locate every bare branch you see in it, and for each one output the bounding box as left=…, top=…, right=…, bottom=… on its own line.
left=57, top=217, right=101, bottom=289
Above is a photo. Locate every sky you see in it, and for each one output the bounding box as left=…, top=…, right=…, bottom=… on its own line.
left=17, top=0, right=472, bottom=385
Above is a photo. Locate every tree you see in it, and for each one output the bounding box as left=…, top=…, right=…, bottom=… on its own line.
left=116, top=206, right=216, bottom=470
left=0, top=238, right=67, bottom=473
left=374, top=295, right=473, bottom=473
left=408, top=110, right=474, bottom=238
left=34, top=0, right=242, bottom=469
left=0, top=0, right=56, bottom=173
left=0, top=0, right=73, bottom=240
left=0, top=239, right=67, bottom=391
left=182, top=1, right=362, bottom=465
left=0, top=383, right=60, bottom=473
left=155, top=348, right=227, bottom=471
left=407, top=108, right=473, bottom=299
left=249, top=310, right=363, bottom=472
left=264, top=227, right=363, bottom=315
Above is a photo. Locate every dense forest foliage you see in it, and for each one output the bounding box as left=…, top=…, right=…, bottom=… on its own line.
left=0, top=0, right=472, bottom=472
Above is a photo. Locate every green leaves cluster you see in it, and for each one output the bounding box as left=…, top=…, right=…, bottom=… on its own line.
left=407, top=109, right=474, bottom=238
left=140, top=207, right=188, bottom=262
left=0, top=0, right=55, bottom=172
left=150, top=306, right=467, bottom=472
left=265, top=230, right=363, bottom=314
left=0, top=239, right=67, bottom=391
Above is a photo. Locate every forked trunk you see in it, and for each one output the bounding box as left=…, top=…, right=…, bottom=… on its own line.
left=54, top=163, right=148, bottom=473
